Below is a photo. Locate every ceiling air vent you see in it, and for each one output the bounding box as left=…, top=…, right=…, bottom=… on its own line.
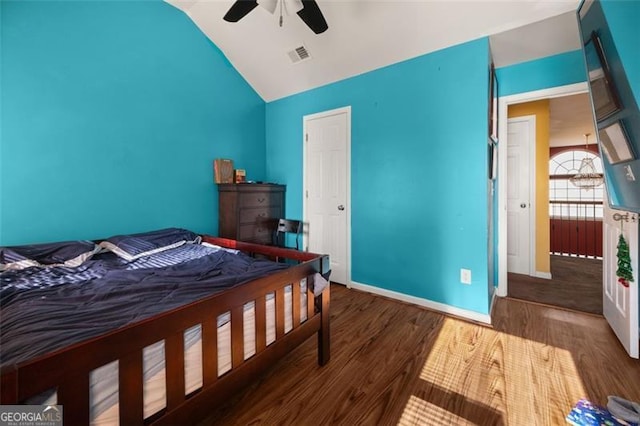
left=287, top=45, right=311, bottom=64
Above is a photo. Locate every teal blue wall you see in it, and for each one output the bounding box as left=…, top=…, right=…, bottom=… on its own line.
left=0, top=0, right=266, bottom=245
left=602, top=0, right=640, bottom=103
left=266, top=38, right=491, bottom=315
left=596, top=0, right=640, bottom=211
left=496, top=50, right=587, bottom=97
left=600, top=0, right=640, bottom=325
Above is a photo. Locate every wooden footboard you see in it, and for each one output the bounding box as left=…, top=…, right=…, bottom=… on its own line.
left=0, top=237, right=331, bottom=425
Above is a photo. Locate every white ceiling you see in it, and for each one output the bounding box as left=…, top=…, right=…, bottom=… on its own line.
left=489, top=10, right=581, bottom=68
left=549, top=93, right=597, bottom=148
left=167, top=0, right=582, bottom=101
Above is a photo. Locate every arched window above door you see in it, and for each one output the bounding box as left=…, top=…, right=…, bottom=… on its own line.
left=549, top=149, right=603, bottom=177
left=549, top=148, right=604, bottom=258
left=549, top=149, right=604, bottom=219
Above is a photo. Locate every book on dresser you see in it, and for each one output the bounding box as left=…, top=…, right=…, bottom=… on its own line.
left=218, top=184, right=285, bottom=244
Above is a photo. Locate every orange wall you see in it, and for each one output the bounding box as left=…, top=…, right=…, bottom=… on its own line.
left=508, top=100, right=551, bottom=274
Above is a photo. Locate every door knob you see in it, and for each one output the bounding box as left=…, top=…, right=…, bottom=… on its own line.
left=520, top=203, right=527, bottom=208
left=338, top=205, right=345, bottom=211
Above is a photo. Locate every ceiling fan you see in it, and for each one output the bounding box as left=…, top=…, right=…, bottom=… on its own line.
left=223, top=0, right=328, bottom=34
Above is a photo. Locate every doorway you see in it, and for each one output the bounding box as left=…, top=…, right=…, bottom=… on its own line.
left=498, top=84, right=605, bottom=314
left=302, top=106, right=351, bottom=285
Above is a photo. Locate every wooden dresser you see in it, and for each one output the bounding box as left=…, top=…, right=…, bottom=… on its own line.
left=218, top=184, right=285, bottom=244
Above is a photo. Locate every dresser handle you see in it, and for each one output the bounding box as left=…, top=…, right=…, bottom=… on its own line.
left=257, top=198, right=265, bottom=203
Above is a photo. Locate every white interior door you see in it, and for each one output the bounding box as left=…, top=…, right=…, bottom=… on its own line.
left=603, top=200, right=639, bottom=358
left=303, top=107, right=350, bottom=284
left=507, top=116, right=535, bottom=275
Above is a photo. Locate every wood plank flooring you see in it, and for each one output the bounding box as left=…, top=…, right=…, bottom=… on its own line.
left=508, top=255, right=603, bottom=314
left=199, top=284, right=640, bottom=425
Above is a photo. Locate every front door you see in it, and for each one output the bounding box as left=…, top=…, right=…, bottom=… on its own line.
left=303, top=107, right=350, bottom=285
left=507, top=116, right=535, bottom=275
left=603, top=199, right=639, bottom=358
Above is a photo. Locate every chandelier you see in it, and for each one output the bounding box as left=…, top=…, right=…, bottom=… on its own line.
left=569, top=133, right=604, bottom=189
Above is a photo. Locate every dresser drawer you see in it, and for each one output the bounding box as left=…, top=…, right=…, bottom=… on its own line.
left=238, top=192, right=281, bottom=208
left=239, top=207, right=280, bottom=225
left=218, top=184, right=285, bottom=242
left=238, top=224, right=273, bottom=243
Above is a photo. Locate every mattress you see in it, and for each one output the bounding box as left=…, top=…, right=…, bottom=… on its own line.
left=1, top=243, right=290, bottom=368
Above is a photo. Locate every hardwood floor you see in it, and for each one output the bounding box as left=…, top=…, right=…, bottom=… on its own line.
left=508, top=255, right=603, bottom=314
left=199, top=284, right=640, bottom=426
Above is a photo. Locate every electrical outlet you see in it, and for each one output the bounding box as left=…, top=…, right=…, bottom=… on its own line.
left=460, top=269, right=472, bottom=285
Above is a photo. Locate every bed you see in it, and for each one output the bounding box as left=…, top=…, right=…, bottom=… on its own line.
left=0, top=228, right=331, bottom=425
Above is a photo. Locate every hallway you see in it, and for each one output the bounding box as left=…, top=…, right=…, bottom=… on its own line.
left=508, top=255, right=602, bottom=314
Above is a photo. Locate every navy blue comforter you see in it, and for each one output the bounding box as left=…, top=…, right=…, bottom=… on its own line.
left=0, top=245, right=288, bottom=368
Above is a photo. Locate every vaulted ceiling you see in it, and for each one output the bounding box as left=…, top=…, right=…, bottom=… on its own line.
left=166, top=0, right=582, bottom=102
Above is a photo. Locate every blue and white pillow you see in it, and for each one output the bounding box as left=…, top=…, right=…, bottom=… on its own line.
left=0, top=240, right=101, bottom=271
left=99, top=228, right=201, bottom=262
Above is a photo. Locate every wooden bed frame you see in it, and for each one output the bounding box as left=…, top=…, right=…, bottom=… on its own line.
left=0, top=236, right=331, bottom=425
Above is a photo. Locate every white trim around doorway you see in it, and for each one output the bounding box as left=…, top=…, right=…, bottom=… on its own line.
left=302, top=106, right=352, bottom=287
left=496, top=82, right=589, bottom=297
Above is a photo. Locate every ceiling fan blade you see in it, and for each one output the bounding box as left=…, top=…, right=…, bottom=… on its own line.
left=297, top=0, right=328, bottom=34
left=223, top=0, right=260, bottom=22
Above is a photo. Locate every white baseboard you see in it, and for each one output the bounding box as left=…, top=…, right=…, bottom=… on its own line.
left=489, top=289, right=497, bottom=318
left=349, top=281, right=492, bottom=325
left=535, top=271, right=552, bottom=280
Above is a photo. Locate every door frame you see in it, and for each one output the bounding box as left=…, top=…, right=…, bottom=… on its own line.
left=302, top=105, right=352, bottom=286
left=497, top=82, right=588, bottom=297
left=506, top=115, right=537, bottom=277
